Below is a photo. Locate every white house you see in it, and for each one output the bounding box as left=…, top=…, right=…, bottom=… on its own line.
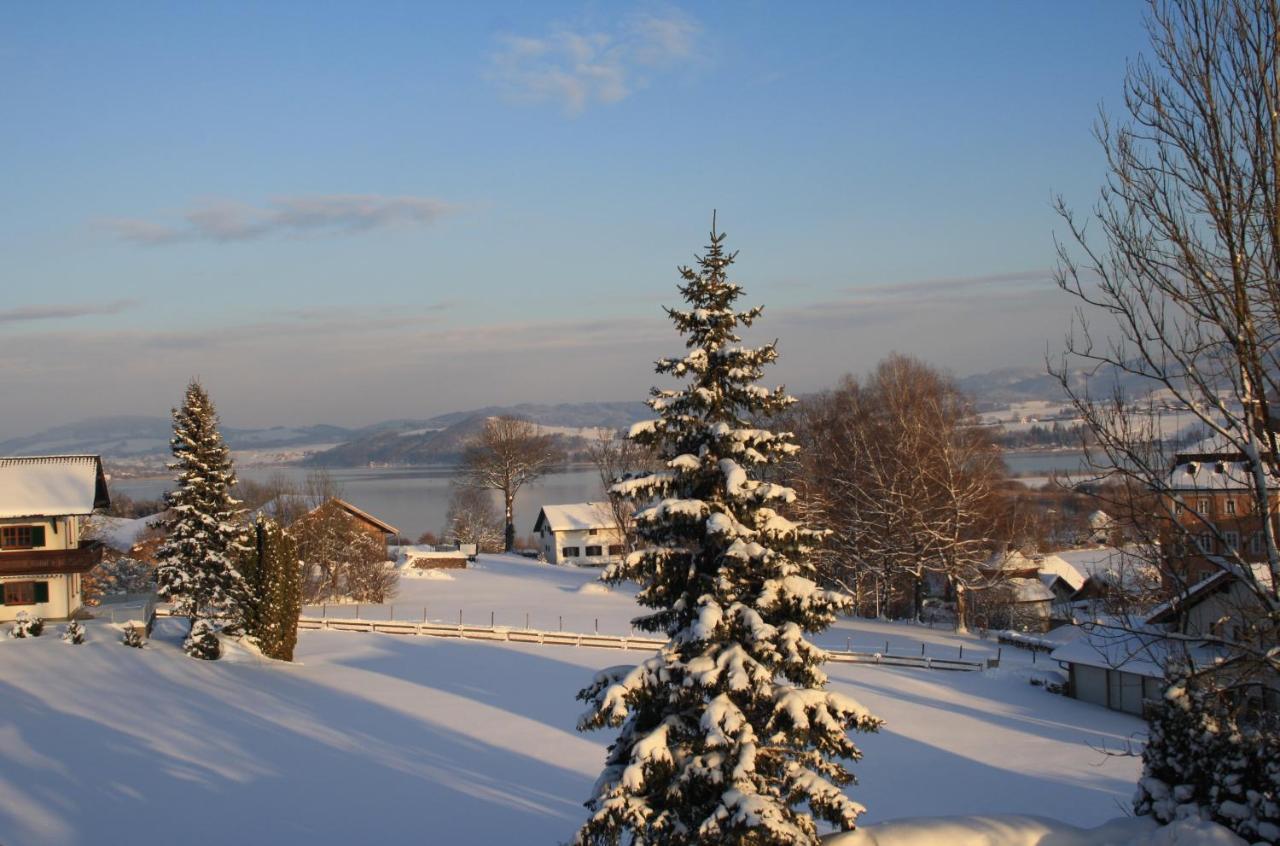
left=0, top=455, right=111, bottom=622
left=532, top=502, right=625, bottom=566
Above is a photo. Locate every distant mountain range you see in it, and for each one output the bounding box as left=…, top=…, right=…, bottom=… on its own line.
left=0, top=402, right=651, bottom=467
left=0, top=367, right=1159, bottom=467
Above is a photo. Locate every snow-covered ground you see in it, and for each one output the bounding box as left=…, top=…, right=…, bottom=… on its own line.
left=1, top=555, right=1147, bottom=845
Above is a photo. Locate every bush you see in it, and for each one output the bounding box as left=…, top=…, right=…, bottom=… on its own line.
left=183, top=618, right=220, bottom=660
left=61, top=619, right=85, bottom=644
left=9, top=611, right=43, bottom=638
left=121, top=622, right=144, bottom=648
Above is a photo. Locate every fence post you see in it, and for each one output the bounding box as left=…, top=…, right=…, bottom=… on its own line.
left=423, top=607, right=427, bottom=622
left=1032, top=649, right=1037, bottom=664
left=559, top=615, right=563, bottom=632
left=389, top=605, right=394, bottom=621
left=490, top=611, right=495, bottom=628
left=998, top=647, right=1002, bottom=663
left=846, top=637, right=851, bottom=653
left=921, top=642, right=925, bottom=656
left=525, top=612, right=530, bottom=630
left=458, top=609, right=462, bottom=627
left=356, top=604, right=360, bottom=620
left=595, top=618, right=598, bottom=634
left=885, top=640, right=889, bottom=654
left=958, top=645, right=964, bottom=660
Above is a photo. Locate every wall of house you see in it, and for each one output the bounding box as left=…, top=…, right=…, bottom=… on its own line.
left=1163, top=489, right=1279, bottom=581
left=0, top=572, right=78, bottom=622
left=0, top=515, right=80, bottom=551
left=1069, top=663, right=1162, bottom=716
left=541, top=526, right=625, bottom=566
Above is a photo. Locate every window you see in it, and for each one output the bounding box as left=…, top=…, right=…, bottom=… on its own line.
left=561, top=547, right=580, bottom=558
left=1224, top=531, right=1239, bottom=551
left=2, top=581, right=47, bottom=606
left=1252, top=533, right=1266, bottom=555
left=1197, top=533, right=1214, bottom=554
left=607, top=544, right=624, bottom=556
left=0, top=525, right=46, bottom=549
left=585, top=545, right=603, bottom=557
left=1197, top=498, right=1212, bottom=514
left=588, top=529, right=599, bottom=536
left=1225, top=499, right=1237, bottom=515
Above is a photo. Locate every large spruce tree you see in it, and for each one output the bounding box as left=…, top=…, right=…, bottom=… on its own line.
left=575, top=223, right=881, bottom=846
left=155, top=380, right=251, bottom=655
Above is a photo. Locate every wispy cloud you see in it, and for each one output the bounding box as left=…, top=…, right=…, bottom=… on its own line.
left=488, top=10, right=700, bottom=115
left=0, top=299, right=135, bottom=325
left=102, top=194, right=456, bottom=246
left=842, top=269, right=1055, bottom=298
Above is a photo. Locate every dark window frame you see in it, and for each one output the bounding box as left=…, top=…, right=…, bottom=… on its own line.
left=0, top=525, right=46, bottom=549
left=561, top=546, right=580, bottom=558
left=585, top=545, right=603, bottom=557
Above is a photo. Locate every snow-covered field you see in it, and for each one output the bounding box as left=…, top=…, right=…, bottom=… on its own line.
left=1, top=556, right=1147, bottom=845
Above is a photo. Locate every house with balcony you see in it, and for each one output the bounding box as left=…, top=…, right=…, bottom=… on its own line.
left=532, top=502, right=625, bottom=566
left=0, top=455, right=110, bottom=622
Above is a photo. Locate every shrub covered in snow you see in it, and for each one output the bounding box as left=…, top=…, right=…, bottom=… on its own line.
left=183, top=618, right=220, bottom=660
left=9, top=611, right=44, bottom=638
left=1135, top=664, right=1280, bottom=843
left=575, top=224, right=881, bottom=846
left=61, top=619, right=86, bottom=644
left=121, top=623, right=145, bottom=648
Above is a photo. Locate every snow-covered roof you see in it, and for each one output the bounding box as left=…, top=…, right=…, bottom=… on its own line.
left=1007, top=577, right=1055, bottom=603
left=257, top=495, right=399, bottom=535
left=1144, top=563, right=1273, bottom=625
left=1034, top=553, right=1087, bottom=592
left=1165, top=457, right=1280, bottom=492
left=1049, top=623, right=1225, bottom=678
left=87, top=513, right=161, bottom=552
left=0, top=455, right=110, bottom=519
left=981, top=549, right=1038, bottom=574
left=533, top=502, right=616, bottom=533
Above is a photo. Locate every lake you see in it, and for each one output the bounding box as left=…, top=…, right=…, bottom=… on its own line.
left=109, top=466, right=607, bottom=541
left=109, top=449, right=1092, bottom=539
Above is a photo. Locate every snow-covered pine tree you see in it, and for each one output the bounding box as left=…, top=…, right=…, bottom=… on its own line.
left=575, top=221, right=882, bottom=846
left=154, top=380, right=251, bottom=650
left=61, top=619, right=85, bottom=644
left=248, top=517, right=302, bottom=661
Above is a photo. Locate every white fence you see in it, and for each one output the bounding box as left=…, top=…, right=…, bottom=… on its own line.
left=296, top=614, right=989, bottom=671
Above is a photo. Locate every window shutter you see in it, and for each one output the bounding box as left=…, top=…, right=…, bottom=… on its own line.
left=34, top=582, right=49, bottom=603
left=31, top=526, right=46, bottom=547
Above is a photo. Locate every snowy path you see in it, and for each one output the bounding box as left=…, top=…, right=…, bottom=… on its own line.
left=0, top=609, right=1142, bottom=846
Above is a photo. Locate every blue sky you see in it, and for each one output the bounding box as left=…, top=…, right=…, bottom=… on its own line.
left=0, top=2, right=1146, bottom=436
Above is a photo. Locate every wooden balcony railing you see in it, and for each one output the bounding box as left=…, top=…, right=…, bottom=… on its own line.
left=0, top=541, right=105, bottom=576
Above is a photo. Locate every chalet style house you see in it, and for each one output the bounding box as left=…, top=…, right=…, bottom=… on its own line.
left=0, top=455, right=110, bottom=622
left=257, top=495, right=399, bottom=556
left=533, top=502, right=625, bottom=566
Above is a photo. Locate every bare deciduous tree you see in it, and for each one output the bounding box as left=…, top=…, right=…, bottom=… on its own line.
left=1053, top=1, right=1280, bottom=835
left=459, top=416, right=563, bottom=551
left=791, top=355, right=1006, bottom=626
left=292, top=500, right=397, bottom=604
left=445, top=486, right=505, bottom=552
left=585, top=429, right=657, bottom=551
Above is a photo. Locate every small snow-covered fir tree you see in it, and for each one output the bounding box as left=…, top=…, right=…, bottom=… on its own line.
left=575, top=222, right=882, bottom=846
left=121, top=623, right=145, bottom=648
left=9, top=611, right=42, bottom=638
left=154, top=380, right=251, bottom=648
left=183, top=617, right=220, bottom=659
left=61, top=619, right=85, bottom=644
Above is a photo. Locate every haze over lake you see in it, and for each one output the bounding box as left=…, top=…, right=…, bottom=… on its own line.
left=109, top=451, right=1088, bottom=540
